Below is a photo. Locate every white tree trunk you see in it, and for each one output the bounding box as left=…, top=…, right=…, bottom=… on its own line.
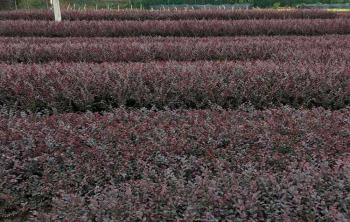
left=52, top=0, right=61, bottom=22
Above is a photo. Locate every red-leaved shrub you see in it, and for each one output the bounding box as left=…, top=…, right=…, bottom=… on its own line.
left=0, top=107, right=349, bottom=221
left=0, top=19, right=349, bottom=37
left=0, top=9, right=339, bottom=21
left=0, top=35, right=349, bottom=63
left=1, top=8, right=349, bottom=222
left=0, top=61, right=349, bottom=112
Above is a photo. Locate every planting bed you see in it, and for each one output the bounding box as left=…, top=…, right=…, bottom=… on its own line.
left=0, top=61, right=349, bottom=112
left=0, top=36, right=349, bottom=63
left=0, top=9, right=340, bottom=21
left=1, top=108, right=350, bottom=221
left=0, top=8, right=349, bottom=221
left=1, top=19, right=350, bottom=37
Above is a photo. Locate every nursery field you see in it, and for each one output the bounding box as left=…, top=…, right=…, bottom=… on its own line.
left=0, top=9, right=349, bottom=221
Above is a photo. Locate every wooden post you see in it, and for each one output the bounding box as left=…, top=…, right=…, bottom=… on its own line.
left=52, top=0, right=61, bottom=22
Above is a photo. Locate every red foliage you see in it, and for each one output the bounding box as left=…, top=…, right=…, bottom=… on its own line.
left=1, top=8, right=349, bottom=221
left=0, top=61, right=349, bottom=112
left=0, top=19, right=349, bottom=37
left=0, top=108, right=349, bottom=220
left=0, top=9, right=338, bottom=21
left=0, top=35, right=349, bottom=63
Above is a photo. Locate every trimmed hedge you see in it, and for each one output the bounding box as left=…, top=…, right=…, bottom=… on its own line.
left=1, top=107, right=349, bottom=221
left=0, top=19, right=349, bottom=37
left=0, top=61, right=349, bottom=112
left=0, top=9, right=338, bottom=21
left=0, top=36, right=349, bottom=63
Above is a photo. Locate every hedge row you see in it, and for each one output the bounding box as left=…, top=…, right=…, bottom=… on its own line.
left=1, top=19, right=349, bottom=37
left=2, top=34, right=349, bottom=44
left=0, top=9, right=339, bottom=21
left=1, top=107, right=349, bottom=221
left=339, top=12, right=350, bottom=18
left=1, top=36, right=349, bottom=63
left=0, top=61, right=349, bottom=112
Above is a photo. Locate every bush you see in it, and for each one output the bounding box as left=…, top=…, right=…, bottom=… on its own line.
left=0, top=35, right=349, bottom=63
left=1, top=107, right=349, bottom=221
left=0, top=60, right=349, bottom=112
left=0, top=9, right=338, bottom=20
left=0, top=19, right=349, bottom=37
